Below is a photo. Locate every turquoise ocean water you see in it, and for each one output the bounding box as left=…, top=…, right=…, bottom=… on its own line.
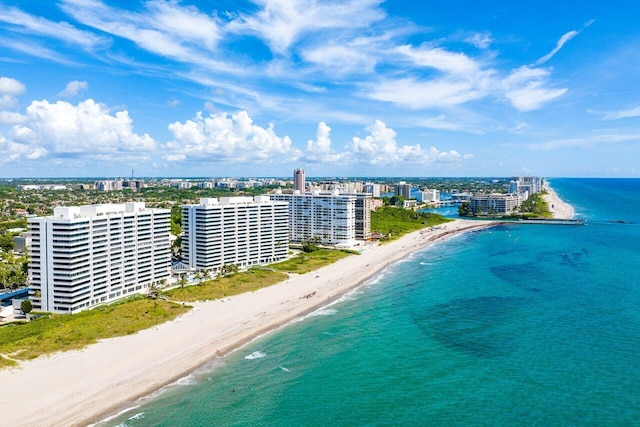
left=105, top=179, right=640, bottom=426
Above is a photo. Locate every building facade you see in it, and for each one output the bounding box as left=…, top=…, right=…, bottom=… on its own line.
left=416, top=189, right=440, bottom=203
left=28, top=202, right=171, bottom=314
left=182, top=196, right=289, bottom=272
left=363, top=183, right=381, bottom=198
left=394, top=182, right=412, bottom=199
left=294, top=168, right=306, bottom=192
left=271, top=190, right=357, bottom=246
left=470, top=194, right=521, bottom=215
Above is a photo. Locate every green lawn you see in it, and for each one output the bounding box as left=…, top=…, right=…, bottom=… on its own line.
left=165, top=268, right=288, bottom=302
left=372, top=207, right=453, bottom=242
left=0, top=296, right=190, bottom=362
left=270, top=249, right=355, bottom=274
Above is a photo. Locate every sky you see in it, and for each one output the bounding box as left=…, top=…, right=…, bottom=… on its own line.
left=1, top=0, right=639, bottom=178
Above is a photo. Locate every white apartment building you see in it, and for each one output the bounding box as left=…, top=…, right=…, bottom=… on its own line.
left=363, top=183, right=381, bottom=198
left=28, top=202, right=171, bottom=314
left=416, top=189, right=440, bottom=203
left=182, top=196, right=289, bottom=272
left=470, top=194, right=521, bottom=215
left=271, top=190, right=357, bottom=246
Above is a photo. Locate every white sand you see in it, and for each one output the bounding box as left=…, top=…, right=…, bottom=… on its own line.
left=0, top=219, right=497, bottom=427
left=542, top=181, right=575, bottom=219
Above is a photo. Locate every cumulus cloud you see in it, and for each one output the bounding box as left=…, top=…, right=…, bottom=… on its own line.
left=503, top=66, right=567, bottom=111
left=8, top=99, right=155, bottom=161
left=0, top=76, right=26, bottom=108
left=165, top=110, right=300, bottom=162
left=305, top=121, right=344, bottom=162
left=348, top=120, right=474, bottom=164
left=59, top=80, right=88, bottom=97
left=0, top=111, right=26, bottom=125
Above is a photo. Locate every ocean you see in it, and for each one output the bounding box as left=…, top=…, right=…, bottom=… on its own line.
left=104, top=178, right=640, bottom=426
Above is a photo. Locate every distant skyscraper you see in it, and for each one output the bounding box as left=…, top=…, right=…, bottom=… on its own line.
left=294, top=168, right=305, bottom=192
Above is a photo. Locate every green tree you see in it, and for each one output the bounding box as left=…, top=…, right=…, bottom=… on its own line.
left=21, top=299, right=33, bottom=315
left=458, top=202, right=472, bottom=217
left=178, top=274, right=188, bottom=288
left=0, top=233, right=14, bottom=252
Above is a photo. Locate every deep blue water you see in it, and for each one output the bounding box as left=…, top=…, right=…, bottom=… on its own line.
left=105, top=179, right=640, bottom=426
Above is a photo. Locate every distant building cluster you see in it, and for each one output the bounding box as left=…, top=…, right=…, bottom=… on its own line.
left=469, top=176, right=543, bottom=215
left=18, top=184, right=67, bottom=191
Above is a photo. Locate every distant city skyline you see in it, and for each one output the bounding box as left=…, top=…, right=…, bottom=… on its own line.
left=1, top=1, right=639, bottom=178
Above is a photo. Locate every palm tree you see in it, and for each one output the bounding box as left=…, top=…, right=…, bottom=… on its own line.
left=178, top=274, right=187, bottom=288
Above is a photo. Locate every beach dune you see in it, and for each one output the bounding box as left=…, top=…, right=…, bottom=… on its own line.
left=0, top=219, right=495, bottom=427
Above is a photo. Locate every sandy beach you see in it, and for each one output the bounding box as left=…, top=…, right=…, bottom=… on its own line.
left=543, top=181, right=575, bottom=219
left=0, top=219, right=496, bottom=427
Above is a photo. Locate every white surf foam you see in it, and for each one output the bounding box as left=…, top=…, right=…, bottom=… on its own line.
left=244, top=351, right=266, bottom=360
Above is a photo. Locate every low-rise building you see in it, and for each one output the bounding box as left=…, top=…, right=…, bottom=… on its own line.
left=470, top=194, right=521, bottom=215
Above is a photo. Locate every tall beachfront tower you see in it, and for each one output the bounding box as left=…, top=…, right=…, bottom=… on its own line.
left=181, top=196, right=289, bottom=272
left=270, top=190, right=357, bottom=246
left=28, top=202, right=171, bottom=314
left=294, top=168, right=305, bottom=192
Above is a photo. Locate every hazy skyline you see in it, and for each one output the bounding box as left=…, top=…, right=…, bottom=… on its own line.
left=1, top=1, right=639, bottom=178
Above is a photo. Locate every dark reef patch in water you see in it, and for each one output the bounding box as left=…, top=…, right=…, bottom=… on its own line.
left=413, top=296, right=526, bottom=358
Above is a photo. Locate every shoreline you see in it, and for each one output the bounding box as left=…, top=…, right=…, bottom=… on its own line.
left=0, top=219, right=499, bottom=427
left=543, top=180, right=575, bottom=219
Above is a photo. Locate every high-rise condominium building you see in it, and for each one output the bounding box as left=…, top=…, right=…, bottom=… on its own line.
left=394, top=182, right=412, bottom=199
left=271, top=190, right=357, bottom=246
left=28, top=202, right=171, bottom=314
left=182, top=196, right=289, bottom=272
left=294, top=168, right=305, bottom=192
left=363, top=183, right=381, bottom=198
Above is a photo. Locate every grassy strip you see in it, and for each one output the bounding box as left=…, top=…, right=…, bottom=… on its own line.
left=0, top=296, right=190, bottom=362
left=515, top=191, right=553, bottom=218
left=372, top=207, right=453, bottom=242
left=165, top=268, right=288, bottom=302
left=0, top=355, right=17, bottom=368
left=270, top=249, right=354, bottom=274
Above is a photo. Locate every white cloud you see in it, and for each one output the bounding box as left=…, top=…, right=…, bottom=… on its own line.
left=369, top=45, right=493, bottom=109
left=503, top=66, right=567, bottom=111
left=464, top=32, right=493, bottom=49
left=0, top=111, right=26, bottom=125
left=59, top=80, right=88, bottom=97
left=229, top=0, right=385, bottom=54
left=0, top=4, right=108, bottom=50
left=0, top=76, right=26, bottom=95
left=601, top=106, right=640, bottom=120
left=301, top=45, right=376, bottom=74
left=0, top=133, right=39, bottom=162
left=0, top=76, right=26, bottom=109
left=59, top=0, right=236, bottom=73
left=168, top=99, right=182, bottom=107
left=165, top=110, right=300, bottom=162
left=9, top=99, right=155, bottom=160
left=368, top=77, right=487, bottom=109
left=530, top=133, right=640, bottom=151
left=305, top=121, right=344, bottom=162
left=396, top=45, right=480, bottom=75
left=348, top=120, right=473, bottom=165
left=533, top=20, right=593, bottom=66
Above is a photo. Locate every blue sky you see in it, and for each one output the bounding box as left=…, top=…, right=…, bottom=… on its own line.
left=1, top=0, right=639, bottom=178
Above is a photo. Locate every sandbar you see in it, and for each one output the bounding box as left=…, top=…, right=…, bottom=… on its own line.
left=0, top=219, right=497, bottom=427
